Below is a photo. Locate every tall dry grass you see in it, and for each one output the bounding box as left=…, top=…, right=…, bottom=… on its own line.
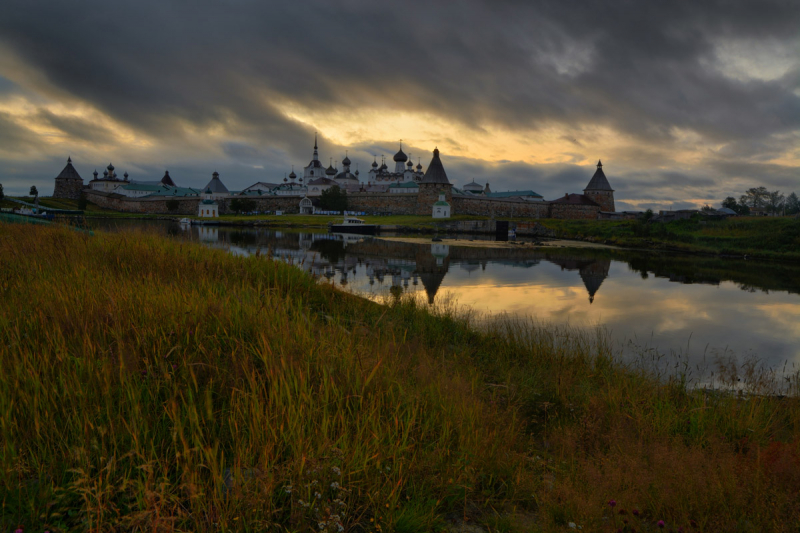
left=1, top=223, right=799, bottom=532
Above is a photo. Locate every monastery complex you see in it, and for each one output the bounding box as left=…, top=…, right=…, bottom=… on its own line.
left=52, top=138, right=616, bottom=219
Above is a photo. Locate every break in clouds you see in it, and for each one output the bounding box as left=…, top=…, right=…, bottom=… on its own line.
left=0, top=0, right=798, bottom=209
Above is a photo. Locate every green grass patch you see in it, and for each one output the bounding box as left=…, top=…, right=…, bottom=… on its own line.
left=539, top=216, right=800, bottom=260
left=2, top=222, right=800, bottom=532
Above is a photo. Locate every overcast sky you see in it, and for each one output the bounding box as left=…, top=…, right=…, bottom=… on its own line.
left=1, top=0, right=798, bottom=210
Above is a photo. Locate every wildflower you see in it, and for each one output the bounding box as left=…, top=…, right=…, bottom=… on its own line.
left=15, top=529, right=23, bottom=533
left=315, top=492, right=322, bottom=499
left=632, top=509, right=640, bottom=516
left=608, top=499, right=617, bottom=507
left=283, top=485, right=292, bottom=494
left=332, top=466, right=341, bottom=476
left=318, top=522, right=326, bottom=530
left=690, top=519, right=698, bottom=527
left=337, top=525, right=344, bottom=532
left=330, top=481, right=340, bottom=490
left=657, top=520, right=666, bottom=528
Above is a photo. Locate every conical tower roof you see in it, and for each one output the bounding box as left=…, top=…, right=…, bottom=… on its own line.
left=203, top=171, right=229, bottom=193
left=579, top=260, right=610, bottom=304
left=160, top=171, right=176, bottom=187
left=584, top=160, right=613, bottom=191
left=420, top=148, right=450, bottom=184
left=55, top=157, right=82, bottom=180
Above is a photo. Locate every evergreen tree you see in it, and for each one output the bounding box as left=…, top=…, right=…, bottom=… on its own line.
left=766, top=190, right=785, bottom=215
left=0, top=183, right=4, bottom=203
left=29, top=185, right=39, bottom=211
left=319, top=186, right=348, bottom=212
left=786, top=192, right=800, bottom=215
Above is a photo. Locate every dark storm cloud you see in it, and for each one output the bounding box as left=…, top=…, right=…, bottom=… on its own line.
left=3, top=0, right=799, bottom=139
left=34, top=109, right=115, bottom=145
left=0, top=0, right=798, bottom=199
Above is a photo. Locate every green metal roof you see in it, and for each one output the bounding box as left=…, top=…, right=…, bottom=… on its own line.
left=121, top=184, right=166, bottom=191
left=434, top=200, right=450, bottom=206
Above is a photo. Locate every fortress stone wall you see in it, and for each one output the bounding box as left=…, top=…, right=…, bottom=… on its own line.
left=86, top=189, right=603, bottom=219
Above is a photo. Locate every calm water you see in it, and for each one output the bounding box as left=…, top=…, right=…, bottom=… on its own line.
left=91, top=219, right=800, bottom=373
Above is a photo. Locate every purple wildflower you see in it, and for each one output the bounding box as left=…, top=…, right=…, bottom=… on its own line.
left=657, top=520, right=666, bottom=528
left=608, top=499, right=617, bottom=507
left=632, top=509, right=640, bottom=516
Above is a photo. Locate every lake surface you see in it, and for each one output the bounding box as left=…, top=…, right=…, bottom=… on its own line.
left=90, top=219, right=800, bottom=378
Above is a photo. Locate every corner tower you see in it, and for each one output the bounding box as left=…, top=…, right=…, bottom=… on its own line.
left=417, top=147, right=452, bottom=215
left=53, top=156, right=84, bottom=200
left=583, top=160, right=615, bottom=212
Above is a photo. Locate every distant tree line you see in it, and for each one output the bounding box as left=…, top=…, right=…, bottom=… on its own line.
left=721, top=187, right=799, bottom=216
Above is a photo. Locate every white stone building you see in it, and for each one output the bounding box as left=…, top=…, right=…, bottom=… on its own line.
left=432, top=193, right=451, bottom=218
left=388, top=181, right=419, bottom=194
left=88, top=163, right=130, bottom=192
left=198, top=199, right=219, bottom=218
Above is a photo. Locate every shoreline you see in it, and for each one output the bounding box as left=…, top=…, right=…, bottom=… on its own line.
left=39, top=212, right=800, bottom=262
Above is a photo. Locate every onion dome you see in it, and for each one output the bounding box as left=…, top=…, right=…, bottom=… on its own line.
left=103, top=170, right=108, bottom=178
left=416, top=160, right=423, bottom=170
left=123, top=172, right=129, bottom=180
left=393, top=147, right=408, bottom=162
left=355, top=169, right=360, bottom=176
left=289, top=170, right=297, bottom=179
left=371, top=158, right=378, bottom=168
left=283, top=175, right=288, bottom=183
left=342, top=154, right=351, bottom=166
left=407, top=159, right=413, bottom=167
left=326, top=164, right=336, bottom=176
left=93, top=170, right=98, bottom=179
left=107, top=163, right=114, bottom=171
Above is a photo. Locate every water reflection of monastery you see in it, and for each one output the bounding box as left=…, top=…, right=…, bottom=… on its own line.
left=192, top=228, right=612, bottom=305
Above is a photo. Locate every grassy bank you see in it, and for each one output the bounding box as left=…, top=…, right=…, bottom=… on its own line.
left=539, top=216, right=800, bottom=260
left=2, top=223, right=800, bottom=532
